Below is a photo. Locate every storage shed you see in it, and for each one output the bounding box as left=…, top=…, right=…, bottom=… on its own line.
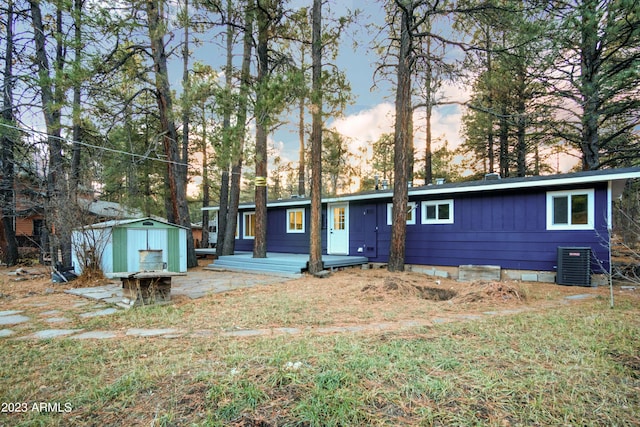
left=71, top=217, right=188, bottom=277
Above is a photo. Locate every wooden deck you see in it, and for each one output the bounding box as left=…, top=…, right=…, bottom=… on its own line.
left=205, top=252, right=368, bottom=276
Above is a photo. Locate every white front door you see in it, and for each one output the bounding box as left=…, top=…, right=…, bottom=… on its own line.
left=328, top=203, right=349, bottom=255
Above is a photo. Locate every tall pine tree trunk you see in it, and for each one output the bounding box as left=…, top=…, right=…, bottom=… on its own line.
left=223, top=0, right=253, bottom=256
left=298, top=94, right=306, bottom=196
left=388, top=2, right=413, bottom=272
left=579, top=0, right=600, bottom=170
left=200, top=104, right=209, bottom=249
left=253, top=2, right=269, bottom=258
left=30, top=0, right=68, bottom=266
left=70, top=0, right=83, bottom=199
left=308, top=0, right=323, bottom=274
left=146, top=0, right=196, bottom=267
left=217, top=0, right=234, bottom=255
left=1, top=0, right=19, bottom=266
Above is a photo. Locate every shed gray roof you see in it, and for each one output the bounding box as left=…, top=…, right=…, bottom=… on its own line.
left=79, top=217, right=190, bottom=230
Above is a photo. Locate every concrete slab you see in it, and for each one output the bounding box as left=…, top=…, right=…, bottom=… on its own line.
left=79, top=308, right=119, bottom=318
left=521, top=273, right=539, bottom=282
left=126, top=328, right=181, bottom=337
left=459, top=264, right=501, bottom=282
left=71, top=331, right=119, bottom=340
left=27, top=329, right=83, bottom=339
left=65, top=271, right=293, bottom=306
left=65, top=284, right=122, bottom=304
left=0, top=310, right=23, bottom=316
left=565, top=294, right=596, bottom=300
left=0, top=329, right=15, bottom=338
left=0, top=314, right=30, bottom=325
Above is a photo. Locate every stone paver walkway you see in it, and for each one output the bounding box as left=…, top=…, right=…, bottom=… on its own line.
left=64, top=270, right=290, bottom=305
left=1, top=271, right=294, bottom=340
left=0, top=282, right=598, bottom=340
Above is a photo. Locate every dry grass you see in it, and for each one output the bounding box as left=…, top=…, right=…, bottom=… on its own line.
left=1, top=263, right=639, bottom=425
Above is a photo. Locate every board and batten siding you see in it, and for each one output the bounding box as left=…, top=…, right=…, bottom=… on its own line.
left=228, top=181, right=611, bottom=273
left=235, top=206, right=319, bottom=254
left=369, top=183, right=610, bottom=272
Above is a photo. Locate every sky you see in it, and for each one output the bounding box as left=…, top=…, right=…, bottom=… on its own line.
left=259, top=1, right=580, bottom=184
left=266, top=1, right=472, bottom=185
left=162, top=0, right=580, bottom=195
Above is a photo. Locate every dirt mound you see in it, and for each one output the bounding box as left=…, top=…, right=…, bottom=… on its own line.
left=361, top=277, right=457, bottom=301
left=453, top=281, right=524, bottom=304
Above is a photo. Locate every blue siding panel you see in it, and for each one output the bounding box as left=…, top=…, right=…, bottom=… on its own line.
left=231, top=181, right=612, bottom=273
left=234, top=205, right=330, bottom=254
left=369, top=184, right=610, bottom=273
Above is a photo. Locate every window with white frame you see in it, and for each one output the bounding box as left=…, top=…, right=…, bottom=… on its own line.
left=546, top=189, right=594, bottom=230
left=243, top=212, right=256, bottom=239
left=387, top=202, right=416, bottom=225
left=421, top=199, right=454, bottom=224
left=287, top=208, right=305, bottom=233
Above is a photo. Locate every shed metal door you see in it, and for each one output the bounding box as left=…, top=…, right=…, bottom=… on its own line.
left=126, top=229, right=168, bottom=272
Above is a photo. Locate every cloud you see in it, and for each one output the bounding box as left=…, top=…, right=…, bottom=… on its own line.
left=330, top=103, right=395, bottom=151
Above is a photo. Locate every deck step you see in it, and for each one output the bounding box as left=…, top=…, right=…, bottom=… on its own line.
left=208, top=253, right=368, bottom=276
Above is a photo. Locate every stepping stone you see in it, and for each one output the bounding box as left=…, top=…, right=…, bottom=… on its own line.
left=79, top=308, right=118, bottom=318
left=0, top=310, right=23, bottom=316
left=126, top=328, right=180, bottom=337
left=0, top=329, right=15, bottom=338
left=27, top=329, right=83, bottom=339
left=565, top=294, right=595, bottom=300
left=0, top=314, right=30, bottom=325
left=71, top=331, right=118, bottom=340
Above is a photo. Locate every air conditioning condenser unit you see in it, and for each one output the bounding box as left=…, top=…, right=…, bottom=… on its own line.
left=556, top=247, right=592, bottom=287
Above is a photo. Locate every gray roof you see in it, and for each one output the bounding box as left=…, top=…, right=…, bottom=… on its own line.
left=203, top=167, right=640, bottom=211
left=78, top=217, right=190, bottom=230
left=78, top=198, right=143, bottom=219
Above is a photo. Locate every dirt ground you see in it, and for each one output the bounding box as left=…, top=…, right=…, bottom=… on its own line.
left=1, top=258, right=637, bottom=330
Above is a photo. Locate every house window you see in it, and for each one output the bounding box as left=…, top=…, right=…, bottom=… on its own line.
left=387, top=202, right=416, bottom=225
left=243, top=212, right=256, bottom=239
left=421, top=200, right=454, bottom=224
left=287, top=208, right=305, bottom=233
left=546, top=189, right=594, bottom=230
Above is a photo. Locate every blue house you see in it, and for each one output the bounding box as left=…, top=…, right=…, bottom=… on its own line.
left=205, top=167, right=640, bottom=281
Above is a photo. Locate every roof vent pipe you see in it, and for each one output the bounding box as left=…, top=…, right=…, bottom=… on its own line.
left=435, top=178, right=445, bottom=185
left=484, top=173, right=501, bottom=180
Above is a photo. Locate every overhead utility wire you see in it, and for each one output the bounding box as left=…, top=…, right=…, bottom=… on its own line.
left=0, top=121, right=189, bottom=168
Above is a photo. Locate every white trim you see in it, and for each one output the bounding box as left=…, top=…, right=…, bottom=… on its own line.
left=286, top=208, right=305, bottom=233
left=546, top=189, right=594, bottom=230
left=421, top=199, right=454, bottom=224
left=242, top=211, right=256, bottom=239
left=386, top=202, right=417, bottom=225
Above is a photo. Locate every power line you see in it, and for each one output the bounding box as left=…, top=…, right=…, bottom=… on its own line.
left=0, top=121, right=189, bottom=167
